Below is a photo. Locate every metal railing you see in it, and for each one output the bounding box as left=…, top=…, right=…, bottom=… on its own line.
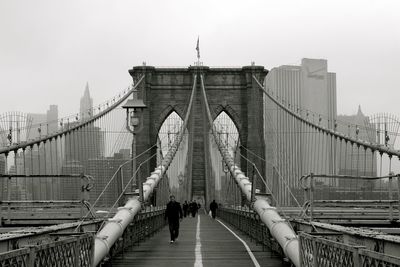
left=0, top=233, right=94, bottom=267
left=0, top=174, right=93, bottom=225
left=101, top=207, right=167, bottom=263
left=218, top=207, right=283, bottom=256
left=300, top=173, right=400, bottom=221
left=299, top=232, right=400, bottom=267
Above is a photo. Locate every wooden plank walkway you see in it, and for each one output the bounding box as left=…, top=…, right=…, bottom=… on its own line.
left=110, top=213, right=285, bottom=267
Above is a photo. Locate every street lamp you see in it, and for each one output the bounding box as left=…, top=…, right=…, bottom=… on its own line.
left=122, top=89, right=147, bottom=201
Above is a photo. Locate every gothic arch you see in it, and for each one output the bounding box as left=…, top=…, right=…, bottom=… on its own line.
left=213, top=104, right=243, bottom=142
left=154, top=104, right=185, bottom=134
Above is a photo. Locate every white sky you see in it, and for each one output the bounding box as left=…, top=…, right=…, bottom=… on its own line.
left=0, top=0, right=399, bottom=119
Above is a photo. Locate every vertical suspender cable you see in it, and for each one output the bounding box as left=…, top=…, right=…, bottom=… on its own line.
left=93, top=74, right=197, bottom=266
left=200, top=74, right=300, bottom=266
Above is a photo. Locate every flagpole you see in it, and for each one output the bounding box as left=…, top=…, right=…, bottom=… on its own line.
left=196, top=36, right=200, bottom=66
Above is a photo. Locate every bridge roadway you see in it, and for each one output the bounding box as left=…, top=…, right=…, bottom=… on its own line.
left=109, top=212, right=286, bottom=267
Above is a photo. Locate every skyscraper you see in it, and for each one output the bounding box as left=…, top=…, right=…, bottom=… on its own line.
left=264, top=58, right=337, bottom=205
left=63, top=122, right=104, bottom=168
left=46, top=105, right=58, bottom=134
left=0, top=155, right=5, bottom=174
left=80, top=82, right=93, bottom=119
left=28, top=113, right=47, bottom=139
left=337, top=106, right=377, bottom=179
left=87, top=149, right=131, bottom=206
left=63, top=84, right=103, bottom=175
left=28, top=105, right=59, bottom=139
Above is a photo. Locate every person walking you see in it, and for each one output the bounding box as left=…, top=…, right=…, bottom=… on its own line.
left=182, top=200, right=189, bottom=218
left=209, top=200, right=218, bottom=219
left=165, top=195, right=183, bottom=243
left=190, top=201, right=198, bottom=217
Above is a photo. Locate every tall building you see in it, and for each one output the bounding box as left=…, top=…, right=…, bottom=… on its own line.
left=60, top=160, right=84, bottom=200
left=46, top=105, right=58, bottom=133
left=87, top=150, right=131, bottom=206
left=28, top=105, right=59, bottom=139
left=264, top=58, right=337, bottom=205
left=7, top=107, right=59, bottom=201
left=0, top=126, right=7, bottom=147
left=0, top=155, right=5, bottom=174
left=80, top=82, right=93, bottom=119
left=27, top=113, right=47, bottom=139
left=63, top=84, right=102, bottom=182
left=63, top=122, right=104, bottom=169
left=337, top=106, right=377, bottom=187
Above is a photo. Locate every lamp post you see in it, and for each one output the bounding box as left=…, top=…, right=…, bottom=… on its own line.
left=122, top=88, right=147, bottom=202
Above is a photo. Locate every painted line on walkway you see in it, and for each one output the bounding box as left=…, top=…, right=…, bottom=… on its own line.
left=216, top=219, right=261, bottom=267
left=194, top=215, right=203, bottom=267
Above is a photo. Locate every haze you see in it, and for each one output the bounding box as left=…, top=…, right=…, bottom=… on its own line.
left=0, top=0, right=399, bottom=119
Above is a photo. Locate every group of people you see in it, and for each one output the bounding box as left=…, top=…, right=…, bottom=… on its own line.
left=164, top=195, right=219, bottom=243
left=182, top=200, right=201, bottom=218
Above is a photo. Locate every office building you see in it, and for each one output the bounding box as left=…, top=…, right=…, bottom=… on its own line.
left=337, top=106, right=377, bottom=189
left=80, top=82, right=93, bottom=119
left=264, top=58, right=337, bottom=205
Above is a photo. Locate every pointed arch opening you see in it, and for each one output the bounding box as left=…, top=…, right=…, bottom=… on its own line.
left=209, top=111, right=240, bottom=205
left=157, top=111, right=188, bottom=201
left=213, top=111, right=240, bottom=157
left=158, top=111, right=184, bottom=157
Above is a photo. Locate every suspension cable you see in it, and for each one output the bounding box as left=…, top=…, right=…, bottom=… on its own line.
left=229, top=141, right=302, bottom=209
left=253, top=75, right=400, bottom=159
left=0, top=76, right=145, bottom=155
left=93, top=74, right=197, bottom=267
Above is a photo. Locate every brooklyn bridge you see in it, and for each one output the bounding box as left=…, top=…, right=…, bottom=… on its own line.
left=1, top=61, right=400, bottom=266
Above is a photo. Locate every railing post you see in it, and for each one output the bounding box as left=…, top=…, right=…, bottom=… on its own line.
left=303, top=176, right=308, bottom=210
left=310, top=173, right=314, bottom=222
left=312, top=237, right=317, bottom=267
left=80, top=174, right=89, bottom=218
left=7, top=176, right=11, bottom=224
left=139, top=174, right=144, bottom=204
left=389, top=174, right=393, bottom=220
left=251, top=164, right=256, bottom=203
left=352, top=247, right=361, bottom=267
left=120, top=167, right=124, bottom=195
left=74, top=236, right=81, bottom=266
left=116, top=168, right=123, bottom=206
left=298, top=232, right=303, bottom=267
left=27, top=247, right=36, bottom=267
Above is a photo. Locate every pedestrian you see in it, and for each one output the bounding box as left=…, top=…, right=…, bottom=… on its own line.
left=183, top=200, right=189, bottom=218
left=190, top=201, right=198, bottom=217
left=209, top=200, right=218, bottom=219
left=164, top=195, right=183, bottom=243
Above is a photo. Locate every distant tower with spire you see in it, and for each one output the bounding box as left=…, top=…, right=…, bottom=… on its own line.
left=80, top=82, right=93, bottom=119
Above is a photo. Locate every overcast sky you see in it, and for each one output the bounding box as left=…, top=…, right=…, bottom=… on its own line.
left=0, top=0, right=399, bottom=119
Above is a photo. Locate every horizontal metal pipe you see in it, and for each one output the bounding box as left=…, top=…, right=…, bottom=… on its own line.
left=93, top=198, right=141, bottom=266
left=93, top=166, right=165, bottom=266
left=253, top=199, right=300, bottom=266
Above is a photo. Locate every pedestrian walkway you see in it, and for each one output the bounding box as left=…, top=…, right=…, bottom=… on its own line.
left=110, top=213, right=285, bottom=267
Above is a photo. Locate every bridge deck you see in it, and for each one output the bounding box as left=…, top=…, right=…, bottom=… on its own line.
left=110, top=213, right=285, bottom=267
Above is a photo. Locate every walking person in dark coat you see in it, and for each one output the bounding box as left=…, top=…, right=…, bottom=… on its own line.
left=209, top=200, right=218, bottom=219
left=182, top=201, right=189, bottom=218
left=190, top=201, right=198, bottom=217
left=165, top=195, right=183, bottom=243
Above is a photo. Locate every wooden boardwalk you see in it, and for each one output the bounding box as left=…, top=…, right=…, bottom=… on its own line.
left=110, top=213, right=285, bottom=267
